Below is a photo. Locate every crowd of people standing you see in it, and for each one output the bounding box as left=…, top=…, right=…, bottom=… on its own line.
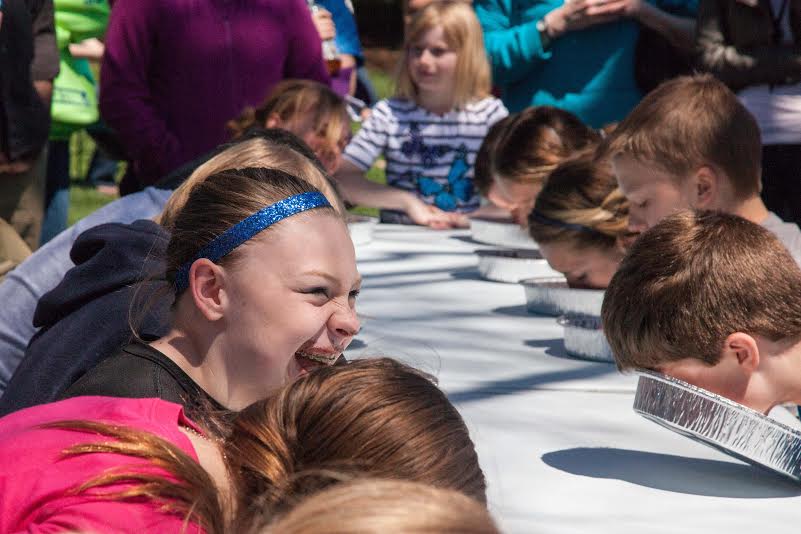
left=1, top=0, right=800, bottom=530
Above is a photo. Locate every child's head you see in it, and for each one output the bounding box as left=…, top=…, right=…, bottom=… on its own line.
left=395, top=0, right=490, bottom=109
left=603, top=75, right=762, bottom=234
left=528, top=152, right=629, bottom=289
left=602, top=210, right=801, bottom=413
left=262, top=479, right=498, bottom=534
left=486, top=107, right=601, bottom=226
left=473, top=114, right=515, bottom=198
left=227, top=80, right=350, bottom=173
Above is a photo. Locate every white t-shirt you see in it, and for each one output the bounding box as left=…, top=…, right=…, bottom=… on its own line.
left=762, top=211, right=801, bottom=266
left=343, top=97, right=508, bottom=212
left=738, top=0, right=801, bottom=145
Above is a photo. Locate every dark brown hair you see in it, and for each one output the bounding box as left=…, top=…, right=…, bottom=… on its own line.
left=473, top=114, right=514, bottom=196
left=601, top=210, right=801, bottom=370
left=51, top=358, right=486, bottom=533
left=528, top=151, right=629, bottom=251
left=601, top=75, right=762, bottom=200
left=492, top=106, right=600, bottom=187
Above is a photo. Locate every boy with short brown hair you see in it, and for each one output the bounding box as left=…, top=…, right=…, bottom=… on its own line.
left=601, top=210, right=801, bottom=414
left=602, top=74, right=801, bottom=265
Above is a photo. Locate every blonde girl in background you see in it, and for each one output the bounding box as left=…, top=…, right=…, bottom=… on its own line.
left=483, top=106, right=601, bottom=226
left=528, top=151, right=631, bottom=289
left=334, top=0, right=508, bottom=228
left=227, top=79, right=350, bottom=174
left=263, top=479, right=500, bottom=534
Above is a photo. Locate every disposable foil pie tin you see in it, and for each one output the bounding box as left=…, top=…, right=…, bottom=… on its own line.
left=520, top=277, right=605, bottom=316
left=557, top=314, right=614, bottom=363
left=470, top=218, right=538, bottom=250
left=347, top=216, right=378, bottom=246
left=634, top=370, right=801, bottom=483
left=475, top=249, right=557, bottom=283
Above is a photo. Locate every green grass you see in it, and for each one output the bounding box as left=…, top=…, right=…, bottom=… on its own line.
left=66, top=67, right=397, bottom=226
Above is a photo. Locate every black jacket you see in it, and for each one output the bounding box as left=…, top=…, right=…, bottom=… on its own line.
left=0, top=0, right=59, bottom=161
left=0, top=219, right=172, bottom=416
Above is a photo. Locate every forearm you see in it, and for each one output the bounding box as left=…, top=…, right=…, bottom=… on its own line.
left=33, top=81, right=52, bottom=106
left=334, top=167, right=416, bottom=212
left=636, top=3, right=695, bottom=51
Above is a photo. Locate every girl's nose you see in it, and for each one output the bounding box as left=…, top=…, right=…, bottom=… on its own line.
left=331, top=304, right=361, bottom=339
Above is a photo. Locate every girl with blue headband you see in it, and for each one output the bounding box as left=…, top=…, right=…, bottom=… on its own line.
left=528, top=151, right=632, bottom=289
left=61, top=167, right=361, bottom=413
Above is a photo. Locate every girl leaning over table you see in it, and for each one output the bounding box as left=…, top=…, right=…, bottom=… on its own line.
left=0, top=359, right=489, bottom=532
left=334, top=0, right=508, bottom=229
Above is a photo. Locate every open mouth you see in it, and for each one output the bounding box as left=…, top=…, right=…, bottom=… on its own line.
left=295, top=349, right=341, bottom=367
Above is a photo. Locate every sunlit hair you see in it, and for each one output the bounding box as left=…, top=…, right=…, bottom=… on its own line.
left=157, top=135, right=346, bottom=228
left=528, top=151, right=629, bottom=252
left=395, top=0, right=491, bottom=108
left=602, top=211, right=801, bottom=371
left=474, top=114, right=514, bottom=196
left=46, top=358, right=486, bottom=534
left=165, top=167, right=341, bottom=294
left=601, top=74, right=762, bottom=200
left=226, top=80, right=349, bottom=171
left=493, top=106, right=601, bottom=188
left=261, top=479, right=499, bottom=534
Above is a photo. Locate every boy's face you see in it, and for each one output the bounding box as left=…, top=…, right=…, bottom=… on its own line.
left=612, top=155, right=695, bottom=234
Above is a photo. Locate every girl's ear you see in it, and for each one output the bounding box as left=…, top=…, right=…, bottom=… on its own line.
left=264, top=113, right=283, bottom=129
left=188, top=259, right=227, bottom=322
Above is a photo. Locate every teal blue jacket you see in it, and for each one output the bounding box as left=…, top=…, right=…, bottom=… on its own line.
left=475, top=0, right=697, bottom=127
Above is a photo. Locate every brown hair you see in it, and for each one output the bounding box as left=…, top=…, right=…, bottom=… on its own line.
left=493, top=106, right=601, bottom=189
left=473, top=114, right=514, bottom=197
left=166, top=167, right=341, bottom=293
left=261, top=479, right=499, bottom=534
left=157, top=136, right=346, bottom=228
left=51, top=358, right=486, bottom=533
left=226, top=80, right=348, bottom=169
left=528, top=151, right=629, bottom=252
left=601, top=210, right=801, bottom=371
left=601, top=75, right=762, bottom=200
left=395, top=1, right=491, bottom=108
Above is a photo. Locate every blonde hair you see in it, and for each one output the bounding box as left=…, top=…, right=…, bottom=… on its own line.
left=602, top=211, right=801, bottom=371
left=226, top=80, right=349, bottom=170
left=601, top=75, right=762, bottom=200
left=395, top=0, right=491, bottom=108
left=528, top=152, right=629, bottom=251
left=156, top=137, right=345, bottom=228
left=262, top=479, right=499, bottom=534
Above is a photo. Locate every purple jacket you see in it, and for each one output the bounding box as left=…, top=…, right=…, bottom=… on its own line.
left=100, top=0, right=330, bottom=186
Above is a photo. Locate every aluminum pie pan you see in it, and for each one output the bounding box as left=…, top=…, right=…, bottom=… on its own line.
left=475, top=249, right=557, bottom=283
left=347, top=216, right=378, bottom=247
left=470, top=217, right=538, bottom=250
left=634, top=370, right=801, bottom=483
left=557, top=314, right=614, bottom=363
left=520, top=276, right=605, bottom=316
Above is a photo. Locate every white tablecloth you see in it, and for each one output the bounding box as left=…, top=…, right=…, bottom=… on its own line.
left=350, top=224, right=801, bottom=533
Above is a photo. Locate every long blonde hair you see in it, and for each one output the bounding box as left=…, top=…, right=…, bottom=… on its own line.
left=157, top=136, right=346, bottom=229
left=261, top=479, right=500, bottom=534
left=528, top=151, right=629, bottom=251
left=395, top=0, right=491, bottom=108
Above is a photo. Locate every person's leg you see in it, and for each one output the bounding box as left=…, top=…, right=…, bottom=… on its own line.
left=0, top=149, right=47, bottom=251
left=761, top=144, right=801, bottom=227
left=40, top=140, right=71, bottom=245
left=86, top=146, right=119, bottom=186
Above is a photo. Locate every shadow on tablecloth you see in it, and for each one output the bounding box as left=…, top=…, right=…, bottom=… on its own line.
left=541, top=447, right=801, bottom=498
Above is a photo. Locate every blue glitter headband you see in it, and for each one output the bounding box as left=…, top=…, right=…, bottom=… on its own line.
left=174, top=191, right=331, bottom=293
left=529, top=210, right=598, bottom=235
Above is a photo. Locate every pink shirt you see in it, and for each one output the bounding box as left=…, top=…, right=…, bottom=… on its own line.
left=0, top=396, right=205, bottom=533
